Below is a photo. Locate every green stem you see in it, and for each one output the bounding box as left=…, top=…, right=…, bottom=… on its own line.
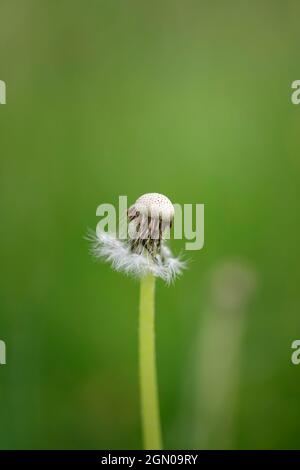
left=139, top=274, right=162, bottom=450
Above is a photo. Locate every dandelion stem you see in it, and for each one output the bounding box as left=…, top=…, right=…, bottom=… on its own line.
left=139, top=274, right=162, bottom=450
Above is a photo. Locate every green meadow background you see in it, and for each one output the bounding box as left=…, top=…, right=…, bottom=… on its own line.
left=1, top=0, right=300, bottom=449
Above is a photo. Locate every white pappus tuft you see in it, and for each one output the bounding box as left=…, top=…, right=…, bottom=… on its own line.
left=88, top=193, right=186, bottom=284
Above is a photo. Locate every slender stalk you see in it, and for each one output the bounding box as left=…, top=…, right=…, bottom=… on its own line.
left=139, top=274, right=162, bottom=450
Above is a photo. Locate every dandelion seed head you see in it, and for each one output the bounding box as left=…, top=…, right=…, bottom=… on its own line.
left=132, top=193, right=174, bottom=221
left=128, top=193, right=175, bottom=258
left=88, top=193, right=185, bottom=283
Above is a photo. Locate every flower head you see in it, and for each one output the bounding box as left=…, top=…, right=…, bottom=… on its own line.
left=89, top=193, right=185, bottom=284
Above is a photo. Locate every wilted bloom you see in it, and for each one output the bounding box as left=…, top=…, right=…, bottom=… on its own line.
left=88, top=193, right=185, bottom=284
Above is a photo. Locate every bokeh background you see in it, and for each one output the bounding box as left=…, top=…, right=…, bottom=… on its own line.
left=1, top=0, right=300, bottom=450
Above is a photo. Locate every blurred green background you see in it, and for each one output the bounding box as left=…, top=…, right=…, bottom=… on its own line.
left=1, top=0, right=300, bottom=450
